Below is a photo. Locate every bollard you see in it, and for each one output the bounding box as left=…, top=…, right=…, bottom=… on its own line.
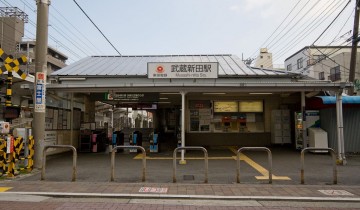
left=111, top=146, right=146, bottom=182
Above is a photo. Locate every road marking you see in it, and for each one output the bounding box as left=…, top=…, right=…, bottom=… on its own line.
left=0, top=187, right=12, bottom=192
left=229, top=147, right=291, bottom=181
left=318, top=190, right=354, bottom=196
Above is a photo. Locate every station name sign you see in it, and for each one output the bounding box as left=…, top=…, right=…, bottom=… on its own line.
left=148, top=62, right=218, bottom=79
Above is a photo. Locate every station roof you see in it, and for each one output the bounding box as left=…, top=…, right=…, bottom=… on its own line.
left=51, top=54, right=292, bottom=77
left=48, top=54, right=351, bottom=93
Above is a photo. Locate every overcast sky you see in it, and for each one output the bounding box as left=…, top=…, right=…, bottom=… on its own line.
left=4, top=0, right=356, bottom=66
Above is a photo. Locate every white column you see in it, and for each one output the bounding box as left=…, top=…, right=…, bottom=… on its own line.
left=179, top=91, right=187, bottom=165
left=336, top=90, right=346, bottom=165
left=70, top=93, right=74, bottom=146
left=301, top=91, right=306, bottom=149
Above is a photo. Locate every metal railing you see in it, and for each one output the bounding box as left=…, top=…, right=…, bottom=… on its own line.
left=41, top=145, right=77, bottom=181
left=300, top=147, right=337, bottom=184
left=173, top=146, right=208, bottom=183
left=237, top=147, right=272, bottom=184
left=111, top=146, right=146, bottom=182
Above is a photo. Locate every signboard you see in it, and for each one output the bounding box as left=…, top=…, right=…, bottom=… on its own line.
left=239, top=101, right=263, bottom=112
left=213, top=101, right=238, bottom=112
left=35, top=72, right=46, bottom=113
left=148, top=62, right=218, bottom=79
left=101, top=93, right=159, bottom=102
left=6, top=136, right=14, bottom=153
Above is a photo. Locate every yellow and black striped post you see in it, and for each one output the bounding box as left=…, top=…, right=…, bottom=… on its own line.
left=0, top=48, right=27, bottom=107
left=26, top=135, right=34, bottom=171
left=0, top=138, right=6, bottom=175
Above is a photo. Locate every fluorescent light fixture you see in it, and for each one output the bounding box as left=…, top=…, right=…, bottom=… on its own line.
left=203, top=93, right=226, bottom=95
left=160, top=93, right=179, bottom=95
left=159, top=97, right=168, bottom=100
left=59, top=77, right=86, bottom=81
left=157, top=101, right=171, bottom=104
left=249, top=93, right=273, bottom=95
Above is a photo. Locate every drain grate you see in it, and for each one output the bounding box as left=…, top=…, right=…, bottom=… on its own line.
left=183, top=175, right=195, bottom=180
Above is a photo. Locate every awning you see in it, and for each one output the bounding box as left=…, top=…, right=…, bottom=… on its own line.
left=317, top=96, right=360, bottom=104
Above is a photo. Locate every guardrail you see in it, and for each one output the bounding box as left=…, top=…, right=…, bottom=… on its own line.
left=300, top=147, right=337, bottom=184
left=237, top=147, right=272, bottom=184
left=111, top=146, right=146, bottom=182
left=41, top=145, right=77, bottom=181
left=173, top=146, right=208, bottom=183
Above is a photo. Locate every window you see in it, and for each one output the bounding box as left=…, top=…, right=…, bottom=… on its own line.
left=260, top=55, right=263, bottom=59
left=329, top=66, right=341, bottom=81
left=260, top=65, right=263, bottom=68
left=297, top=58, right=303, bottom=69
left=319, top=72, right=325, bottom=80
left=287, top=64, right=292, bottom=71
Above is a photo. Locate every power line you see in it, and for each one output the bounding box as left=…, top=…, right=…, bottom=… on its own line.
left=249, top=0, right=303, bottom=58
left=73, top=0, right=121, bottom=56
left=312, top=0, right=352, bottom=45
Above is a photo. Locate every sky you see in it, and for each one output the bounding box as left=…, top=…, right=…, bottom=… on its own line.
left=2, top=0, right=356, bottom=66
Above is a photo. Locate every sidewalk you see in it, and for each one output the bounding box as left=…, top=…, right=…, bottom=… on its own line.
left=1, top=180, right=360, bottom=202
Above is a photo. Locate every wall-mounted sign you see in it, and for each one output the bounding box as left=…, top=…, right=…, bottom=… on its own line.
left=35, top=72, right=46, bottom=113
left=148, top=62, right=218, bottom=79
left=213, top=101, right=238, bottom=112
left=106, top=93, right=159, bottom=102
left=93, top=93, right=159, bottom=102
left=239, top=101, right=263, bottom=112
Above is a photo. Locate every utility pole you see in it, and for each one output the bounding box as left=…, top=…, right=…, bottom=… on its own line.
left=349, top=0, right=360, bottom=95
left=33, top=0, right=50, bottom=168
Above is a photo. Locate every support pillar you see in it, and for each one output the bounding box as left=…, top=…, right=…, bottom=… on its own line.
left=336, top=90, right=346, bottom=165
left=179, top=91, right=187, bottom=165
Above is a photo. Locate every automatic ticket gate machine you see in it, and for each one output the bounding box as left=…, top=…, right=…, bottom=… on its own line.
left=112, top=131, right=124, bottom=152
left=149, top=132, right=159, bottom=153
left=129, top=131, right=142, bottom=152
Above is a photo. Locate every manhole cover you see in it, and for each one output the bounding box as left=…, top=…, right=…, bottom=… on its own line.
left=183, top=175, right=195, bottom=180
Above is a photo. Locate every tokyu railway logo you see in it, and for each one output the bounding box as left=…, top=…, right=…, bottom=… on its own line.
left=156, top=65, right=164, bottom=73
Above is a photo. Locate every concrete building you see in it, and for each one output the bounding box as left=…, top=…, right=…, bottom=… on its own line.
left=284, top=46, right=360, bottom=84
left=254, top=48, right=273, bottom=69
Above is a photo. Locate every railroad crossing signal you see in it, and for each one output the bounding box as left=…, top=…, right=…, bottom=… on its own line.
left=0, top=48, right=28, bottom=107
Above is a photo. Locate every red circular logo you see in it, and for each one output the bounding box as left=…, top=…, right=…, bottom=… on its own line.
left=156, top=66, right=164, bottom=73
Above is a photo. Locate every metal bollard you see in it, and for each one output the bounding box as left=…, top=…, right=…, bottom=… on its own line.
left=173, top=146, right=208, bottom=183
left=111, top=146, right=146, bottom=182
left=300, top=147, right=337, bottom=184
left=41, top=145, right=77, bottom=181
left=237, top=147, right=272, bottom=184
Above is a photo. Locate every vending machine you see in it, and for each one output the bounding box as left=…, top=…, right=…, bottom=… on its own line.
left=295, top=110, right=320, bottom=150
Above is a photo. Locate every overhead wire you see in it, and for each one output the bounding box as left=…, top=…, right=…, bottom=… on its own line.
left=263, top=0, right=342, bottom=67
left=73, top=0, right=122, bottom=56
left=248, top=0, right=303, bottom=59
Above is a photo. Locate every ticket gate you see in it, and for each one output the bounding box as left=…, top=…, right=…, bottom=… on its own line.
left=129, top=131, right=142, bottom=152
left=112, top=131, right=124, bottom=152
left=149, top=133, right=159, bottom=153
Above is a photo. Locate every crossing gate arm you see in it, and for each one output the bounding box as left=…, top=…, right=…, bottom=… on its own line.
left=173, top=146, right=208, bottom=183
left=300, top=147, right=337, bottom=184
left=111, top=146, right=146, bottom=182
left=237, top=147, right=273, bottom=184
left=41, top=145, right=77, bottom=182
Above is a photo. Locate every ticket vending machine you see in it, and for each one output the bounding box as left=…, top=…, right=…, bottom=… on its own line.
left=149, top=132, right=159, bottom=153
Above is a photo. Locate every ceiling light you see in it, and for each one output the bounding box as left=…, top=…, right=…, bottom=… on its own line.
left=202, top=93, right=226, bottom=95
left=249, top=93, right=273, bottom=95
left=159, top=97, right=168, bottom=100
left=160, top=93, right=179, bottom=95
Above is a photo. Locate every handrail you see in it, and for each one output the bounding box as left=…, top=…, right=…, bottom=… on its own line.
left=300, top=147, right=337, bottom=184
left=41, top=145, right=77, bottom=181
left=173, top=146, right=208, bottom=183
left=111, top=146, right=146, bottom=182
left=237, top=147, right=272, bottom=184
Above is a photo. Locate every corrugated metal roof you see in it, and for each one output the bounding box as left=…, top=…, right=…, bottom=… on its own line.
left=51, top=55, right=291, bottom=77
